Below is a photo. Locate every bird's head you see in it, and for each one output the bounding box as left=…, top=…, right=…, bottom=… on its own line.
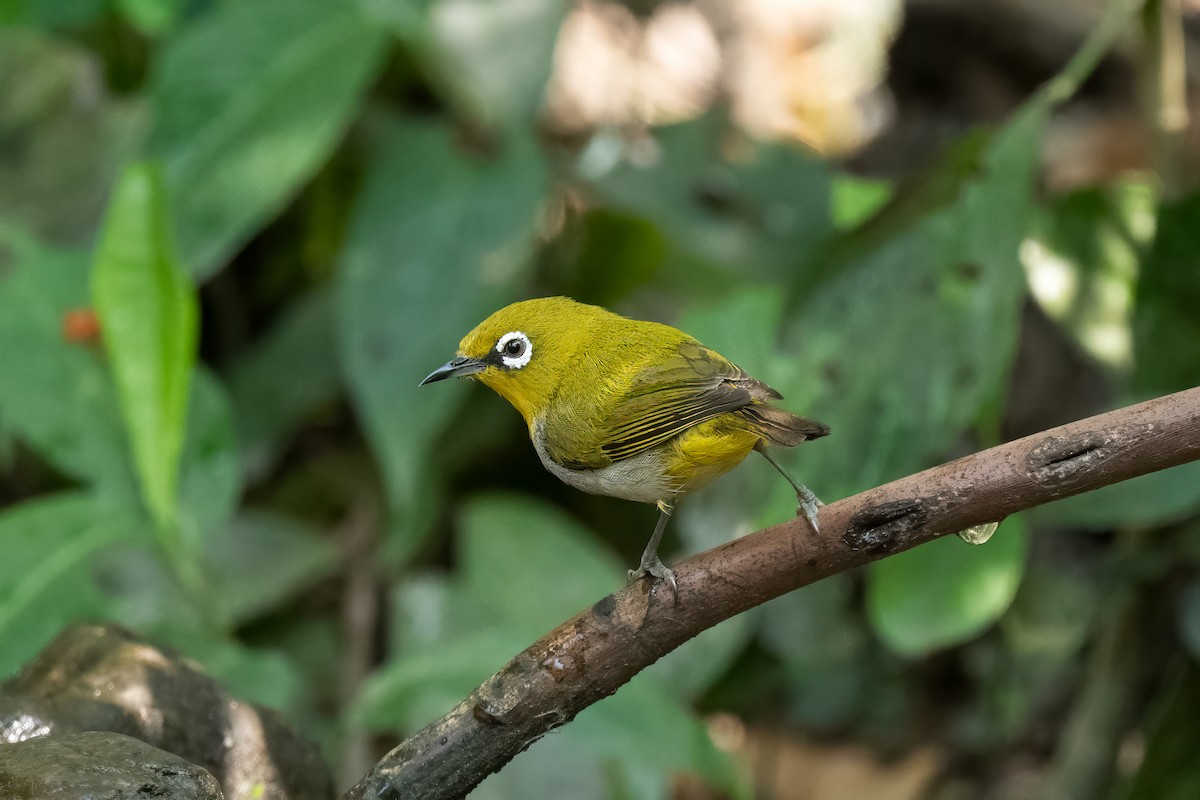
left=420, top=296, right=601, bottom=424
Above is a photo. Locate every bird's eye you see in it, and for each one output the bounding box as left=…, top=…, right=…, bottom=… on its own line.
left=495, top=331, right=533, bottom=369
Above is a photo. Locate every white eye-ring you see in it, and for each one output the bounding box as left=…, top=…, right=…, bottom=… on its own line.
left=496, top=331, right=532, bottom=369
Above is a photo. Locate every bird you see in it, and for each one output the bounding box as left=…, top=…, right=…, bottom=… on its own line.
left=420, top=297, right=829, bottom=592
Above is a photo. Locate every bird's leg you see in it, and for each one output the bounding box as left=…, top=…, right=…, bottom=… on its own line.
left=755, top=441, right=822, bottom=534
left=627, top=500, right=677, bottom=593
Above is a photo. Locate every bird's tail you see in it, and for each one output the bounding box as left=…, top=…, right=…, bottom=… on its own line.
left=740, top=405, right=830, bottom=448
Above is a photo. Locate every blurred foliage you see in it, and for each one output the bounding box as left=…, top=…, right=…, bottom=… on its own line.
left=1, top=0, right=1199, bottom=797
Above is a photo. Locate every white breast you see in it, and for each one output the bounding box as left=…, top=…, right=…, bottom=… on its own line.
left=531, top=420, right=674, bottom=505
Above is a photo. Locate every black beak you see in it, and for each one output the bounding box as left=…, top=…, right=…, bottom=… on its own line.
left=419, top=356, right=487, bottom=386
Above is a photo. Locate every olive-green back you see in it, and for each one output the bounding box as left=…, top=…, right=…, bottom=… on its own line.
left=541, top=315, right=776, bottom=469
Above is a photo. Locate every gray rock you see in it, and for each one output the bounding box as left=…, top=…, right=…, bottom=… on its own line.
left=0, top=730, right=224, bottom=799
left=0, top=625, right=333, bottom=800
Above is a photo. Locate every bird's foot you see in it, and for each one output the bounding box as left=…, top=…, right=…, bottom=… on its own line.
left=627, top=554, right=677, bottom=595
left=796, top=489, right=823, bottom=535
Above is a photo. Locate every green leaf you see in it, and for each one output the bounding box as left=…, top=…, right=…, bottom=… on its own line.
left=92, top=162, right=198, bottom=531
left=0, top=227, right=237, bottom=540
left=649, top=610, right=759, bottom=700
left=227, top=290, right=340, bottom=479
left=389, top=572, right=498, bottom=655
left=0, top=30, right=143, bottom=246
left=177, top=367, right=240, bottom=541
left=570, top=672, right=741, bottom=794
left=832, top=175, right=892, bottom=229
left=361, top=488, right=627, bottom=730
left=563, top=210, right=667, bottom=307
left=357, top=492, right=739, bottom=796
left=1029, top=182, right=1154, bottom=371
left=204, top=510, right=338, bottom=626
left=590, top=116, right=833, bottom=280
left=0, top=228, right=136, bottom=498
left=149, top=0, right=387, bottom=278
left=1000, top=560, right=1100, bottom=660
left=352, top=627, right=528, bottom=731
left=867, top=516, right=1029, bottom=657
left=337, top=120, right=546, bottom=561
left=1133, top=192, right=1200, bottom=394
left=93, top=542, right=200, bottom=634
left=472, top=727, right=609, bottom=800
left=1034, top=461, right=1200, bottom=532
left=360, top=624, right=738, bottom=794
left=458, top=493, right=623, bottom=638
left=0, top=493, right=140, bottom=678
left=778, top=103, right=1045, bottom=501
left=367, top=0, right=564, bottom=132
left=154, top=628, right=307, bottom=713
left=116, top=0, right=180, bottom=35
left=0, top=0, right=108, bottom=31
left=760, top=575, right=873, bottom=727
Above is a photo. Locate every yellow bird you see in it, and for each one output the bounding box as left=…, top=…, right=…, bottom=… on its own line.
left=420, top=297, right=828, bottom=590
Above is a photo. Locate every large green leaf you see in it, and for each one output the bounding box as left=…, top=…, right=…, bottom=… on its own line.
left=779, top=103, right=1043, bottom=502
left=471, top=727, right=609, bottom=800
left=759, top=575, right=874, bottom=727
left=569, top=671, right=741, bottom=796
left=153, top=627, right=308, bottom=713
left=354, top=491, right=737, bottom=795
left=177, top=367, right=240, bottom=542
left=1023, top=182, right=1154, bottom=375
left=365, top=494, right=624, bottom=722
left=0, top=228, right=137, bottom=497
left=149, top=0, right=387, bottom=278
left=458, top=494, right=623, bottom=637
left=590, top=115, right=833, bottom=280
left=1133, top=192, right=1200, bottom=394
left=832, top=176, right=892, bottom=229
left=0, top=0, right=107, bottom=29
left=337, top=120, right=546, bottom=561
left=352, top=627, right=528, bottom=731
left=1034, top=461, right=1200, bottom=532
left=388, top=572, right=494, bottom=657
left=867, top=516, right=1029, bottom=657
left=0, top=30, right=143, bottom=246
left=1000, top=560, right=1101, bottom=660
left=369, top=491, right=619, bottom=725
left=0, top=493, right=140, bottom=678
left=0, top=226, right=239, bottom=541
left=116, top=0, right=181, bottom=35
left=92, top=162, right=198, bottom=531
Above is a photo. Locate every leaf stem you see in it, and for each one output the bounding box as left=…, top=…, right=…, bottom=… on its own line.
left=1139, top=0, right=1190, bottom=199
left=1042, top=0, right=1145, bottom=106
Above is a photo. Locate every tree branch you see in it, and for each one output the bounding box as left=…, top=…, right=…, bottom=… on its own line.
left=345, top=387, right=1200, bottom=800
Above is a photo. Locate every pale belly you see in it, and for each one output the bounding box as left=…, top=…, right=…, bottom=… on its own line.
left=531, top=424, right=674, bottom=505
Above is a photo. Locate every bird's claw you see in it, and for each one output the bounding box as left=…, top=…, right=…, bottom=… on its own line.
left=796, top=493, right=823, bottom=535
left=627, top=557, right=678, bottom=595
